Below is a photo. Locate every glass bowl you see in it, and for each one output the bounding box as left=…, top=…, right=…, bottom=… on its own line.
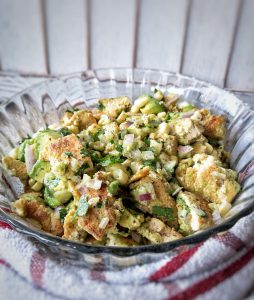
left=0, top=68, right=253, bottom=270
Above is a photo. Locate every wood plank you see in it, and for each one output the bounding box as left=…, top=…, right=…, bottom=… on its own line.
left=136, top=0, right=188, bottom=72
left=182, top=0, right=239, bottom=87
left=226, top=0, right=254, bottom=91
left=0, top=0, right=47, bottom=74
left=45, top=0, right=88, bottom=74
left=90, top=0, right=137, bottom=69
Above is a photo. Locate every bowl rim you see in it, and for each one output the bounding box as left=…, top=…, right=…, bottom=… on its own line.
left=0, top=68, right=254, bottom=257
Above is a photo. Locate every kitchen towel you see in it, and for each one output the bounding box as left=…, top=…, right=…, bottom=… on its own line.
left=0, top=210, right=254, bottom=300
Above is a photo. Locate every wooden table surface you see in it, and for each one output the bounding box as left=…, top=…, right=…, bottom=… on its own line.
left=0, top=0, right=253, bottom=103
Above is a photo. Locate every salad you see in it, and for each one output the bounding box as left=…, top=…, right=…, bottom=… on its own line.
left=3, top=89, right=241, bottom=246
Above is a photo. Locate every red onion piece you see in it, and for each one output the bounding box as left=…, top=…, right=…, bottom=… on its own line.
left=139, top=193, right=152, bottom=201
left=181, top=111, right=195, bottom=118
left=124, top=134, right=134, bottom=143
left=25, top=144, right=36, bottom=173
left=178, top=145, right=193, bottom=154
left=126, top=121, right=133, bottom=127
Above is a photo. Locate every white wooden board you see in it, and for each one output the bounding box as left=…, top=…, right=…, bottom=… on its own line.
left=45, top=0, right=88, bottom=74
left=136, top=0, right=188, bottom=72
left=90, top=0, right=137, bottom=69
left=0, top=0, right=47, bottom=74
left=226, top=0, right=254, bottom=91
left=182, top=0, right=239, bottom=87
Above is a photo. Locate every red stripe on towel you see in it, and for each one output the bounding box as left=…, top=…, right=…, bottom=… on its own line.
left=0, top=221, right=12, bottom=230
left=30, top=252, right=46, bottom=287
left=169, top=246, right=254, bottom=300
left=149, top=244, right=201, bottom=281
left=215, top=232, right=244, bottom=250
left=90, top=270, right=106, bottom=281
left=0, top=258, right=11, bottom=268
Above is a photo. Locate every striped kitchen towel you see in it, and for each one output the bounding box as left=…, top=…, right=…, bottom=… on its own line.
left=0, top=211, right=254, bottom=300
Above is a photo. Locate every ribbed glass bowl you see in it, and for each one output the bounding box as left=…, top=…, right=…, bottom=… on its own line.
left=0, top=68, right=253, bottom=270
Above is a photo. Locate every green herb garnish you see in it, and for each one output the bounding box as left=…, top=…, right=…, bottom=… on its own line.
left=75, top=163, right=89, bottom=176
left=72, top=196, right=89, bottom=221
left=96, top=202, right=102, bottom=208
left=59, top=208, right=68, bottom=223
left=91, top=129, right=105, bottom=142
left=19, top=135, right=32, bottom=145
left=98, top=103, right=105, bottom=110
left=152, top=206, right=175, bottom=221
left=65, top=151, right=73, bottom=157
left=166, top=112, right=180, bottom=121
left=143, top=160, right=157, bottom=170
left=59, top=127, right=71, bottom=136
left=98, top=155, right=124, bottom=167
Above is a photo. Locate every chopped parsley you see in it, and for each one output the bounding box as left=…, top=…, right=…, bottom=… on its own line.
left=66, top=108, right=80, bottom=113
left=59, top=208, right=68, bottom=223
left=72, top=196, right=89, bottom=221
left=176, top=198, right=191, bottom=216
left=65, top=151, right=73, bottom=157
left=19, top=135, right=31, bottom=145
left=152, top=206, right=175, bottom=221
left=98, top=103, right=105, bottom=110
left=59, top=127, right=71, bottom=136
left=91, top=129, right=105, bottom=142
left=143, top=160, right=157, bottom=170
left=166, top=112, right=180, bottom=121
left=75, top=163, right=89, bottom=176
left=98, top=155, right=124, bottom=167
left=96, top=202, right=102, bottom=208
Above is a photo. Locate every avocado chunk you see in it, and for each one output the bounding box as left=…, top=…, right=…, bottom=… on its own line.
left=29, top=160, right=51, bottom=183
left=118, top=208, right=144, bottom=230
left=140, top=96, right=165, bottom=114
left=18, top=139, right=33, bottom=162
left=34, top=129, right=61, bottom=158
left=44, top=186, right=72, bottom=208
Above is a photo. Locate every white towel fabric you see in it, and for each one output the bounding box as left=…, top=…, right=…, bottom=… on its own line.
left=0, top=211, right=254, bottom=300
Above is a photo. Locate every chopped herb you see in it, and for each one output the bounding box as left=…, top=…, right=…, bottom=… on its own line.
left=98, top=155, right=124, bottom=167
left=143, top=160, right=157, bottom=170
left=143, top=136, right=150, bottom=146
left=176, top=198, right=191, bottom=217
left=115, top=144, right=123, bottom=152
left=59, top=208, right=68, bottom=223
left=98, top=103, right=105, bottom=110
left=166, top=112, right=180, bottom=121
left=96, top=202, right=102, bottom=208
left=66, top=108, right=80, bottom=113
left=153, top=88, right=158, bottom=94
left=19, top=135, right=31, bottom=145
left=65, top=151, right=73, bottom=157
left=108, top=181, right=119, bottom=195
left=75, top=163, right=89, bottom=176
left=72, top=196, right=89, bottom=221
left=119, top=130, right=127, bottom=140
left=91, top=129, right=105, bottom=142
left=81, top=148, right=101, bottom=163
left=152, top=206, right=175, bottom=221
left=81, top=147, right=89, bottom=157
left=59, top=127, right=71, bottom=136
